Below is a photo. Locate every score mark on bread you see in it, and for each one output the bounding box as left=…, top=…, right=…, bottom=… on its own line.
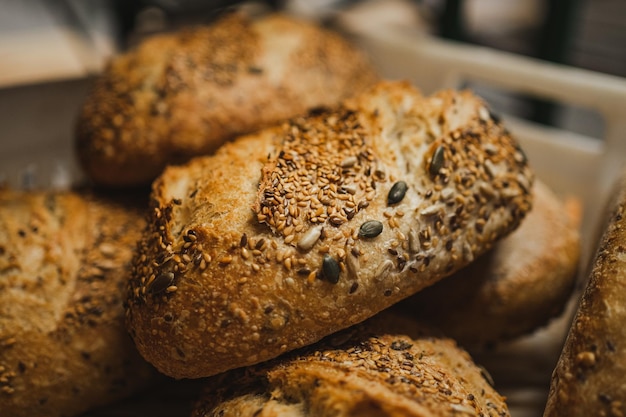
left=125, top=81, right=533, bottom=379
left=400, top=179, right=581, bottom=349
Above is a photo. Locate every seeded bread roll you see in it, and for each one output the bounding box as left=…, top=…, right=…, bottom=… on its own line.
left=192, top=312, right=510, bottom=417
left=75, top=12, right=379, bottom=187
left=0, top=189, right=156, bottom=417
left=544, top=170, right=626, bottom=417
left=125, top=81, right=533, bottom=379
left=399, top=179, right=580, bottom=349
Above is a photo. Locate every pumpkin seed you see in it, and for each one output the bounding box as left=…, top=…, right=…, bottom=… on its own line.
left=322, top=254, right=340, bottom=284
left=358, top=220, right=383, bottom=238
left=148, top=272, right=174, bottom=294
left=387, top=181, right=408, bottom=205
left=429, top=146, right=445, bottom=178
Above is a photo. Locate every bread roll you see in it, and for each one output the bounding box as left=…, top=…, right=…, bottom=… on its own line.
left=125, top=81, right=533, bottom=378
left=0, top=190, right=156, bottom=417
left=544, top=170, right=626, bottom=417
left=399, top=179, right=580, bottom=349
left=75, top=12, right=379, bottom=187
left=191, top=312, right=510, bottom=417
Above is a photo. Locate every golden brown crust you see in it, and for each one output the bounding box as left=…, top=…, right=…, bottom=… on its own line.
left=400, top=179, right=581, bottom=349
left=125, top=81, right=533, bottom=379
left=544, top=170, right=626, bottom=417
left=75, top=12, right=379, bottom=187
left=191, top=312, right=510, bottom=417
left=0, top=190, right=157, bottom=417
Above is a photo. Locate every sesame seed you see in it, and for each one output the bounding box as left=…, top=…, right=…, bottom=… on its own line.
left=218, top=255, right=233, bottom=264
left=388, top=216, right=399, bottom=228
left=284, top=257, right=293, bottom=270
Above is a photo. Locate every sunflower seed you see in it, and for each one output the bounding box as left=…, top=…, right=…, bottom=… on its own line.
left=340, top=156, right=358, bottom=168
left=297, top=226, right=323, bottom=251
left=375, top=260, right=394, bottom=281
left=408, top=229, right=420, bottom=253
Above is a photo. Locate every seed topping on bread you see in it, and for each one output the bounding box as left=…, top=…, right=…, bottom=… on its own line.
left=192, top=314, right=510, bottom=417
left=254, top=108, right=378, bottom=239
left=129, top=85, right=532, bottom=304
left=126, top=82, right=533, bottom=378
left=240, top=93, right=532, bottom=288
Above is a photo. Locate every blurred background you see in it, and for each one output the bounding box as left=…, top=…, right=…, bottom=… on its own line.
left=0, top=0, right=624, bottom=186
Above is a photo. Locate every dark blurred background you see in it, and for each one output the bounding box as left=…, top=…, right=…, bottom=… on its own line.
left=0, top=0, right=624, bottom=186
left=107, top=0, right=626, bottom=135
left=107, top=0, right=625, bottom=77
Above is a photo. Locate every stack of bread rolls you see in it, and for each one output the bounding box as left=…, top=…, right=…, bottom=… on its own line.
left=0, top=9, right=591, bottom=417
left=0, top=190, right=157, bottom=417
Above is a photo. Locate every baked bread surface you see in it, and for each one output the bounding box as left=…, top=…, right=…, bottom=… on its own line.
left=544, top=170, right=626, bottom=417
left=0, top=190, right=156, bottom=417
left=401, top=179, right=580, bottom=349
left=192, top=313, right=510, bottom=417
left=75, top=12, right=379, bottom=186
left=125, top=81, right=533, bottom=378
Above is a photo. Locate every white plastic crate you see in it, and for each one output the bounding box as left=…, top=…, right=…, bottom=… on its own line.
left=342, top=16, right=626, bottom=417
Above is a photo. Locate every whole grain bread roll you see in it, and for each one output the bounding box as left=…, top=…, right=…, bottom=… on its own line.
left=0, top=189, right=157, bottom=417
left=75, top=12, right=379, bottom=187
left=191, top=312, right=510, bottom=417
left=125, top=81, right=533, bottom=379
left=399, top=179, right=580, bottom=349
left=544, top=170, right=626, bottom=417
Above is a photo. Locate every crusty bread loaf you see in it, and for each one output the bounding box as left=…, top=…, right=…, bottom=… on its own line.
left=399, top=179, right=580, bottom=349
left=544, top=170, right=626, bottom=417
left=75, top=12, right=379, bottom=187
left=0, top=189, right=157, bottom=417
left=125, top=80, right=533, bottom=379
left=191, top=312, right=510, bottom=417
